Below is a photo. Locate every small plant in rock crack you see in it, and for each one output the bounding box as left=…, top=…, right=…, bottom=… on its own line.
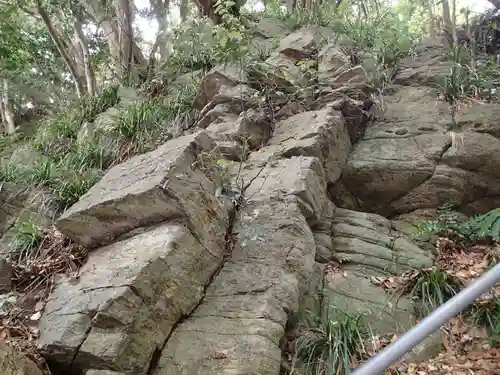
left=436, top=45, right=476, bottom=127
left=192, top=149, right=234, bottom=198
left=409, top=268, right=462, bottom=318
left=290, top=307, right=370, bottom=375
left=411, top=204, right=465, bottom=240
left=9, top=217, right=43, bottom=262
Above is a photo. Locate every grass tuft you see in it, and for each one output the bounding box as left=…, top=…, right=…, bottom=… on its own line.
left=409, top=268, right=462, bottom=317
left=291, top=307, right=369, bottom=375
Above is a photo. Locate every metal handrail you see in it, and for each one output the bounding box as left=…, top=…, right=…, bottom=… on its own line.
left=351, top=262, right=500, bottom=375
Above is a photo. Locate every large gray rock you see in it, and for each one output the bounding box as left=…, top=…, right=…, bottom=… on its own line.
left=255, top=17, right=291, bottom=39
left=316, top=208, right=433, bottom=336
left=266, top=106, right=352, bottom=184
left=195, top=66, right=248, bottom=109
left=153, top=156, right=326, bottom=375
left=38, top=222, right=228, bottom=374
left=394, top=38, right=452, bottom=86
left=332, top=85, right=500, bottom=216
left=56, top=131, right=228, bottom=250
left=278, top=26, right=331, bottom=60
left=330, top=209, right=434, bottom=272
left=323, top=266, right=416, bottom=333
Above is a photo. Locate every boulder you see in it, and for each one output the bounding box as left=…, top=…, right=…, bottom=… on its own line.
left=266, top=106, right=351, bottom=184
left=195, top=66, right=248, bottom=109
left=319, top=209, right=433, bottom=334
left=332, top=85, right=500, bottom=216
left=56, top=131, right=228, bottom=250
left=278, top=26, right=331, bottom=60
left=255, top=17, right=291, bottom=39
left=38, top=223, right=228, bottom=374
left=394, top=38, right=452, bottom=86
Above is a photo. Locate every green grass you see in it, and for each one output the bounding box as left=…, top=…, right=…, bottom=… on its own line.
left=0, top=81, right=198, bottom=210
left=410, top=268, right=461, bottom=317
left=291, top=307, right=369, bottom=375
left=472, top=299, right=500, bottom=347
left=9, top=217, right=43, bottom=261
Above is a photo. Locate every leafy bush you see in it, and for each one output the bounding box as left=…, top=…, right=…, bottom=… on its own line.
left=461, top=208, right=500, bottom=242
left=413, top=207, right=500, bottom=244
left=264, top=0, right=344, bottom=29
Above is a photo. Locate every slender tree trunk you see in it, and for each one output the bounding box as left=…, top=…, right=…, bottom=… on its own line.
left=180, top=0, right=190, bottom=21
left=35, top=0, right=86, bottom=97
left=441, top=0, right=454, bottom=48
left=451, top=0, right=457, bottom=45
left=79, top=0, right=147, bottom=79
left=0, top=101, right=6, bottom=128
left=73, top=20, right=96, bottom=96
left=425, top=0, right=436, bottom=37
left=150, top=0, right=170, bottom=60
left=1, top=79, right=16, bottom=135
left=115, top=0, right=134, bottom=81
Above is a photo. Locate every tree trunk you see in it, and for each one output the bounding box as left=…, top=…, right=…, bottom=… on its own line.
left=451, top=0, right=457, bottom=46
left=74, top=20, right=96, bottom=96
left=1, top=79, right=16, bottom=135
left=425, top=0, right=436, bottom=37
left=150, top=0, right=170, bottom=60
left=193, top=0, right=220, bottom=23
left=180, top=0, right=190, bottom=21
left=34, top=0, right=86, bottom=97
left=115, top=0, right=134, bottom=81
left=79, top=0, right=147, bottom=80
left=441, top=0, right=454, bottom=48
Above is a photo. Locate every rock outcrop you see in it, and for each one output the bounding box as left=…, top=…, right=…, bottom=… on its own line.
left=21, top=21, right=500, bottom=375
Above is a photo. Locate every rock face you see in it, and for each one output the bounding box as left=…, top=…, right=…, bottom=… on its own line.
left=56, top=131, right=227, bottom=250
left=153, top=156, right=325, bottom=375
left=332, top=84, right=500, bottom=217
left=39, top=132, right=230, bottom=374
left=33, top=25, right=500, bottom=375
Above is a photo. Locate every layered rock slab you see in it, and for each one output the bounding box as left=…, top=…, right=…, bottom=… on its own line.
left=39, top=132, right=230, bottom=374
left=56, top=131, right=228, bottom=250
left=333, top=86, right=500, bottom=216
left=314, top=208, right=434, bottom=333
left=248, top=106, right=351, bottom=185
left=153, top=156, right=326, bottom=375
left=37, top=222, right=228, bottom=374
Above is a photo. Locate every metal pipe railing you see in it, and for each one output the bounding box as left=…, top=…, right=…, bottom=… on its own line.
left=351, top=262, right=500, bottom=375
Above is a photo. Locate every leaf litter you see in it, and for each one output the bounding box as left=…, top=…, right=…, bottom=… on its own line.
left=369, top=234, right=500, bottom=375
left=0, top=226, right=88, bottom=374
